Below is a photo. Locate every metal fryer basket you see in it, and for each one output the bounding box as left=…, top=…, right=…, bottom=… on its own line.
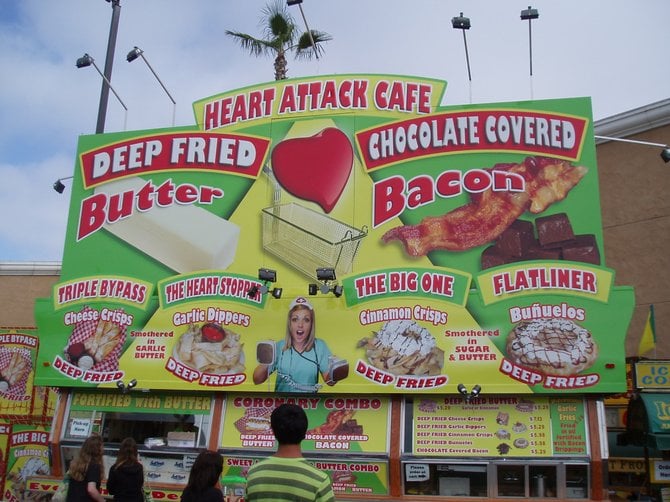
left=261, top=202, right=367, bottom=279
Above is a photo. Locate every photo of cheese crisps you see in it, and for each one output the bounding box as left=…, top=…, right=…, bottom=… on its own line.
left=0, top=348, right=32, bottom=396
left=65, top=317, right=126, bottom=372
left=174, top=322, right=245, bottom=374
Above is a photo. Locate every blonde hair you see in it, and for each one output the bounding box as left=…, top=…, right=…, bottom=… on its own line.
left=283, top=304, right=316, bottom=352
left=68, top=434, right=103, bottom=481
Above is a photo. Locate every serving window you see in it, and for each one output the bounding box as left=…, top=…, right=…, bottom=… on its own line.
left=53, top=389, right=214, bottom=487
left=402, top=461, right=588, bottom=498
left=60, top=391, right=212, bottom=448
left=401, top=396, right=590, bottom=498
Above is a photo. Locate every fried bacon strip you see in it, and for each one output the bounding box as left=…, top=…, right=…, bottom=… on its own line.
left=308, top=410, right=356, bottom=435
left=381, top=156, right=587, bottom=256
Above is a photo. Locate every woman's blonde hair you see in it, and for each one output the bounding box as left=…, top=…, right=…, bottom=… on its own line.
left=283, top=304, right=316, bottom=352
left=68, top=434, right=103, bottom=481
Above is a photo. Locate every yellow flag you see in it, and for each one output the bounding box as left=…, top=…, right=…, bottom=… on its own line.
left=638, top=305, right=656, bottom=356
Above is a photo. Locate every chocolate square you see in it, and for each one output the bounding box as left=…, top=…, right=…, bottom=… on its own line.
left=536, top=212, right=575, bottom=247
left=481, top=246, right=510, bottom=270
left=562, top=234, right=601, bottom=265
left=522, top=239, right=562, bottom=261
left=494, top=219, right=535, bottom=257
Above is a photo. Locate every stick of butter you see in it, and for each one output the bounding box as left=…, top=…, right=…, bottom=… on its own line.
left=94, top=177, right=240, bottom=273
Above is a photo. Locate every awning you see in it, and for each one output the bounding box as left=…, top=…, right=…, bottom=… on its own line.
left=620, top=393, right=670, bottom=450
left=609, top=431, right=659, bottom=457
left=648, top=433, right=670, bottom=450
left=638, top=394, right=670, bottom=435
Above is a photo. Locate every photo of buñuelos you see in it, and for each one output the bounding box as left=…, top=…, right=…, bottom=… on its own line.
left=506, top=318, right=597, bottom=376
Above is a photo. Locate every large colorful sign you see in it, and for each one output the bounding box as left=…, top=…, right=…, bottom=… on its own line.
left=635, top=361, right=670, bottom=390
left=34, top=74, right=634, bottom=395
left=0, top=330, right=39, bottom=415
left=3, top=425, right=50, bottom=502
left=222, top=394, right=389, bottom=454
left=222, top=455, right=389, bottom=496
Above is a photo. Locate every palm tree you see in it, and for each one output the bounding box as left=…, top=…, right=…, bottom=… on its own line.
left=225, top=0, right=332, bottom=80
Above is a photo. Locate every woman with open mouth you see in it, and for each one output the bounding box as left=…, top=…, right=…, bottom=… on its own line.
left=253, top=297, right=338, bottom=393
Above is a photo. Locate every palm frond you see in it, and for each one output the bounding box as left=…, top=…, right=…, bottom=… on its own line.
left=224, top=31, right=271, bottom=57
left=294, top=30, right=332, bottom=60
left=262, top=1, right=295, bottom=41
left=226, top=0, right=333, bottom=79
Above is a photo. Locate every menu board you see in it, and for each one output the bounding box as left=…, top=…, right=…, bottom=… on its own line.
left=221, top=394, right=389, bottom=454
left=223, top=455, right=389, bottom=497
left=412, top=396, right=586, bottom=457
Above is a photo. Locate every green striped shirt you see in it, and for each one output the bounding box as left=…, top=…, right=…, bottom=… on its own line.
left=245, top=456, right=335, bottom=502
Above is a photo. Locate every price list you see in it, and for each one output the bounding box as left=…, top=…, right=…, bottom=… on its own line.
left=412, top=396, right=583, bottom=457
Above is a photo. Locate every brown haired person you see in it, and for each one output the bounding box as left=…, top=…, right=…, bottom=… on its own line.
left=107, top=437, right=144, bottom=502
left=180, top=450, right=224, bottom=502
left=66, top=433, right=105, bottom=502
left=245, top=403, right=335, bottom=501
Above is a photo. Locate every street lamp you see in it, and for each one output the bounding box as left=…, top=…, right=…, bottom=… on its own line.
left=53, top=176, right=74, bottom=194
left=451, top=12, right=472, bottom=103
left=594, top=135, right=670, bottom=163
left=127, top=46, right=177, bottom=126
left=287, top=0, right=319, bottom=60
left=76, top=53, right=128, bottom=131
left=520, top=6, right=540, bottom=98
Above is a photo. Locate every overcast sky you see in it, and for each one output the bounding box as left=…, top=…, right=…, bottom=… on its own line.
left=1, top=0, right=668, bottom=263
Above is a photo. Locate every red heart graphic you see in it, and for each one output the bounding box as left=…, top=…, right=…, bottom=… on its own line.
left=271, top=127, right=353, bottom=213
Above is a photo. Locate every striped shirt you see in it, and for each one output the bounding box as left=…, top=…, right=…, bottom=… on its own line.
left=245, top=456, right=335, bottom=502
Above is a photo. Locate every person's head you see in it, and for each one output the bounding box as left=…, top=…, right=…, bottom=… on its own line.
left=271, top=403, right=308, bottom=445
left=115, top=437, right=138, bottom=466
left=186, top=450, right=223, bottom=493
left=68, top=433, right=103, bottom=480
left=284, top=297, right=315, bottom=351
left=80, top=433, right=104, bottom=462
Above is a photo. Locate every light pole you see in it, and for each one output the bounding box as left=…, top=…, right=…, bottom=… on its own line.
left=451, top=12, right=472, bottom=103
left=520, top=6, right=539, bottom=98
left=127, top=46, right=177, bottom=126
left=89, top=0, right=121, bottom=134
left=287, top=0, right=319, bottom=60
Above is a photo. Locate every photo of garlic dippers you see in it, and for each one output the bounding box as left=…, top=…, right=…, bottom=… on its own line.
left=357, top=320, right=444, bottom=375
left=65, top=315, right=126, bottom=372
left=174, top=322, right=245, bottom=374
left=0, top=348, right=32, bottom=396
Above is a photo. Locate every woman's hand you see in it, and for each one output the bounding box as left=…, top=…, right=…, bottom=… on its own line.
left=322, top=371, right=336, bottom=386
left=253, top=364, right=270, bottom=384
left=86, top=481, right=105, bottom=502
